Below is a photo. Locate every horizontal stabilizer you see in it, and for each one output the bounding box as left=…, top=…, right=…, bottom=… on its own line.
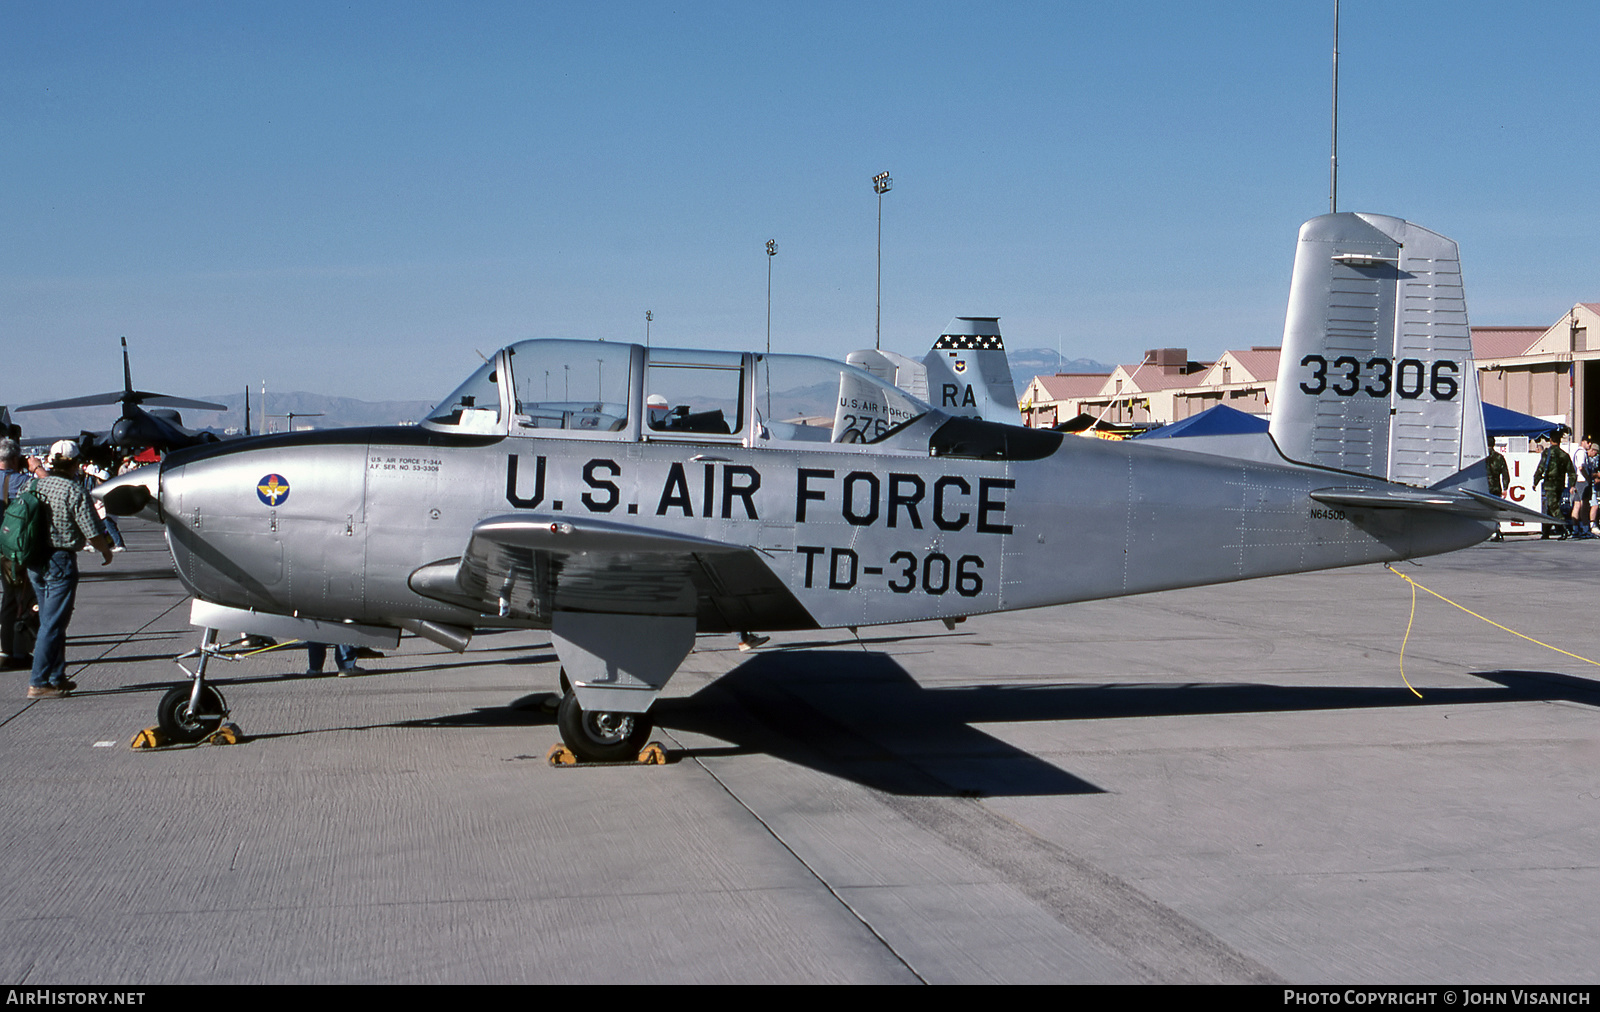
left=1310, top=486, right=1552, bottom=523
left=19, top=390, right=131, bottom=412
left=18, top=390, right=227, bottom=413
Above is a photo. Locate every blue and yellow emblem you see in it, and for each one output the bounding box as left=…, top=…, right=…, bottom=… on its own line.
left=256, top=474, right=290, bottom=506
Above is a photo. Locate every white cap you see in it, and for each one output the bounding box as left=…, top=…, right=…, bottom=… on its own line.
left=646, top=394, right=668, bottom=408
left=48, top=439, right=81, bottom=461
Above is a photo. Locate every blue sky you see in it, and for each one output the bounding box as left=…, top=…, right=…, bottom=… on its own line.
left=4, top=1, right=1596, bottom=404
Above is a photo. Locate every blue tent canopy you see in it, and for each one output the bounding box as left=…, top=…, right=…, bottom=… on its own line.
left=1482, top=402, right=1556, bottom=439
left=1136, top=404, right=1267, bottom=439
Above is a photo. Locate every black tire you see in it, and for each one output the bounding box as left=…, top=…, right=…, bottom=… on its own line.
left=157, top=685, right=225, bottom=743
left=556, top=692, right=652, bottom=763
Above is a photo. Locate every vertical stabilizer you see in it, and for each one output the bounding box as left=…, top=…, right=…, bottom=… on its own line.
left=922, top=317, right=1022, bottom=425
left=1269, top=213, right=1487, bottom=488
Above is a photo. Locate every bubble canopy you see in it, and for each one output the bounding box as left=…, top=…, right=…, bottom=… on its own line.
left=424, top=339, right=933, bottom=448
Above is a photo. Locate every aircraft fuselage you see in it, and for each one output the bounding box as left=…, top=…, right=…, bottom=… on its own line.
left=155, top=422, right=1488, bottom=636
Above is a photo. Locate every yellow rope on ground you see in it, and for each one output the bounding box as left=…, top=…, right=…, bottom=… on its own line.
left=1395, top=570, right=1422, bottom=699
left=1383, top=564, right=1600, bottom=700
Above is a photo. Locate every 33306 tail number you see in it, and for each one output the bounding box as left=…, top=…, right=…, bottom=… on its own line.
left=1299, top=355, right=1460, bottom=400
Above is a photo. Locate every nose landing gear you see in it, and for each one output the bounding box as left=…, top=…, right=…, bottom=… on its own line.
left=545, top=669, right=665, bottom=765
left=133, top=627, right=239, bottom=748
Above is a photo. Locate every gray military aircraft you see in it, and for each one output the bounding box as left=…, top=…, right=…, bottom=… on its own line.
left=96, top=211, right=1546, bottom=761
left=17, top=337, right=228, bottom=466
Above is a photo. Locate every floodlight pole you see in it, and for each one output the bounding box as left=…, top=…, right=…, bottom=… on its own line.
left=873, top=171, right=892, bottom=350
left=765, top=240, right=777, bottom=354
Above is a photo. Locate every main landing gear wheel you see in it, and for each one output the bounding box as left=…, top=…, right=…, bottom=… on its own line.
left=156, top=685, right=225, bottom=743
left=556, top=692, right=653, bottom=763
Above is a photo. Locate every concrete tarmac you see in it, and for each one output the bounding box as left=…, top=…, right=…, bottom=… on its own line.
left=2, top=519, right=1597, bottom=984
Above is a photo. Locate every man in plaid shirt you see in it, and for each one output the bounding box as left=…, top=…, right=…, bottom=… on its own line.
left=24, top=440, right=114, bottom=699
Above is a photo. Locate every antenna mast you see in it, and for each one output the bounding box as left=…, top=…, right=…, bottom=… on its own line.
left=1330, top=0, right=1340, bottom=213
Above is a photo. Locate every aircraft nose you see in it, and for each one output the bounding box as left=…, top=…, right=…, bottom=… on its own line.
left=94, top=465, right=161, bottom=520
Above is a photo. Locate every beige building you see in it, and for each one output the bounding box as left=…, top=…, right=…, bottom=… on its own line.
left=1473, top=303, right=1600, bottom=438
left=1019, top=373, right=1121, bottom=428
left=1021, top=303, right=1599, bottom=435
left=1021, top=346, right=1280, bottom=428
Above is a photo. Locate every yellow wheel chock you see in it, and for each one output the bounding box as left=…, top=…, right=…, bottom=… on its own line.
left=130, top=722, right=244, bottom=750
left=546, top=741, right=668, bottom=766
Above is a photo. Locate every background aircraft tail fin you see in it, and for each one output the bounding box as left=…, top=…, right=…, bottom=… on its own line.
left=921, top=317, right=1022, bottom=425
left=848, top=316, right=1022, bottom=426
left=845, top=348, right=929, bottom=403
left=1268, top=212, right=1488, bottom=489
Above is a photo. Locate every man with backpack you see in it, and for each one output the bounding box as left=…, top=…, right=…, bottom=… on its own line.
left=5, top=440, right=114, bottom=698
left=0, top=437, right=36, bottom=671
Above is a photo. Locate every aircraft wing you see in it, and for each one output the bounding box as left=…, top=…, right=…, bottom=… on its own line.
left=409, top=514, right=814, bottom=633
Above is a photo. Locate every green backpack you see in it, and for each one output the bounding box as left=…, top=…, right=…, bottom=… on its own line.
left=0, top=479, right=47, bottom=570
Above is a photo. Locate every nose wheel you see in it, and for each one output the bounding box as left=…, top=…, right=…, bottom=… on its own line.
left=555, top=692, right=654, bottom=763
left=156, top=684, right=226, bottom=743
left=162, top=627, right=231, bottom=742
left=135, top=627, right=236, bottom=748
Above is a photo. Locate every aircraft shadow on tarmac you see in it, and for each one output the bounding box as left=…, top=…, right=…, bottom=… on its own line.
left=80, top=568, right=190, bottom=584
left=103, top=646, right=1600, bottom=798
left=652, top=657, right=1600, bottom=798
left=76, top=652, right=200, bottom=666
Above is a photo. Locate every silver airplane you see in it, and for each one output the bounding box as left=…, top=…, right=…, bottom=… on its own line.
left=96, top=212, right=1546, bottom=762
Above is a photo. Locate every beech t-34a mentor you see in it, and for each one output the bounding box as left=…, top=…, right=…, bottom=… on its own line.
left=96, top=211, right=1547, bottom=762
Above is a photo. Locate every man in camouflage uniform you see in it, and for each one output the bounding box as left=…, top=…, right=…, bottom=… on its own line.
left=1485, top=444, right=1510, bottom=541
left=1532, top=432, right=1577, bottom=540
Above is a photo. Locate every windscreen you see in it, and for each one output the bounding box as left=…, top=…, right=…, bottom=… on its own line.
left=425, top=359, right=502, bottom=432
